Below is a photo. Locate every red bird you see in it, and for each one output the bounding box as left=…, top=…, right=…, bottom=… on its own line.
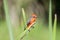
left=24, top=14, right=37, bottom=31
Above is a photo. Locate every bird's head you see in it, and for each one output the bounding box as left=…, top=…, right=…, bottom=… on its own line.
left=32, top=14, right=37, bottom=18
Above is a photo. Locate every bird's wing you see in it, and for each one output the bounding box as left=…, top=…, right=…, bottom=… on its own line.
left=27, top=16, right=32, bottom=25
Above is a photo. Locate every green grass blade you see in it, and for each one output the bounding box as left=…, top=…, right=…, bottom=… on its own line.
left=53, top=14, right=57, bottom=40
left=22, top=8, right=26, bottom=29
left=16, top=8, right=27, bottom=40
left=3, top=0, right=14, bottom=40
left=49, top=0, right=52, bottom=40
left=16, top=28, right=28, bottom=40
left=16, top=21, right=35, bottom=40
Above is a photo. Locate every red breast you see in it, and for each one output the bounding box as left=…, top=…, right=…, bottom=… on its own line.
left=27, top=14, right=37, bottom=27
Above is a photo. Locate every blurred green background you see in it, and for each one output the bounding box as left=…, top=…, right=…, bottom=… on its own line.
left=0, top=0, right=60, bottom=40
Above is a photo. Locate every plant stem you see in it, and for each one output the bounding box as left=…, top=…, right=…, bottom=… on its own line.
left=3, top=0, right=14, bottom=40
left=49, top=0, right=52, bottom=40
left=53, top=14, right=57, bottom=40
left=16, top=22, right=35, bottom=40
left=22, top=8, right=26, bottom=24
left=22, top=8, right=27, bottom=30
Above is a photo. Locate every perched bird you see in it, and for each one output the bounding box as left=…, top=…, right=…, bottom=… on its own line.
left=24, top=13, right=37, bottom=31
